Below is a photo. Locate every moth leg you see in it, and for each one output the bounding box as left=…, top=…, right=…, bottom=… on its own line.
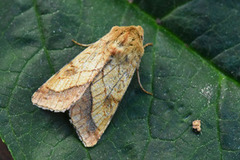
left=72, top=39, right=93, bottom=47
left=143, top=43, right=153, bottom=48
left=137, top=68, right=153, bottom=95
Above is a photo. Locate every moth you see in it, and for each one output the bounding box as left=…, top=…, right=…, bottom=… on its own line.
left=32, top=26, right=152, bottom=147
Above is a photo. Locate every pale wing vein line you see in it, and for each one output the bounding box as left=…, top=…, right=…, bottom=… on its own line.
left=75, top=46, right=99, bottom=86
left=93, top=68, right=131, bottom=128
left=92, top=52, right=129, bottom=86
left=92, top=65, right=133, bottom=115
left=91, top=53, right=136, bottom=94
left=73, top=67, right=132, bottom=125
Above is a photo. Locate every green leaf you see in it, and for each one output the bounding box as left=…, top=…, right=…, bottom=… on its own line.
left=0, top=0, right=240, bottom=159
left=135, top=0, right=240, bottom=81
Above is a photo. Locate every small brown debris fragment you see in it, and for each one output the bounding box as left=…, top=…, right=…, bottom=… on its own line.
left=192, top=120, right=201, bottom=132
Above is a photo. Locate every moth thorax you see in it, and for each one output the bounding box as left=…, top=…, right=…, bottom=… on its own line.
left=109, top=43, right=124, bottom=57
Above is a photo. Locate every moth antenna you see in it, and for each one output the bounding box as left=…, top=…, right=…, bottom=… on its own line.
left=143, top=43, right=153, bottom=48
left=72, top=39, right=93, bottom=47
left=137, top=68, right=153, bottom=95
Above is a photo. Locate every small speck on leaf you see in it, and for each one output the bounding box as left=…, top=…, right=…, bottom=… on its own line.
left=192, top=120, right=201, bottom=133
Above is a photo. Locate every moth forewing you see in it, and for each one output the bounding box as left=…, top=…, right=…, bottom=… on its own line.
left=32, top=26, right=147, bottom=147
left=31, top=37, right=112, bottom=112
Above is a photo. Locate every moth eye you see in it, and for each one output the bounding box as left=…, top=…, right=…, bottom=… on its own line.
left=140, top=35, right=143, bottom=40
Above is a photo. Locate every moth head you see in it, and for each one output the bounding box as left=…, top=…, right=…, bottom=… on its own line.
left=110, top=26, right=144, bottom=45
left=108, top=26, right=145, bottom=57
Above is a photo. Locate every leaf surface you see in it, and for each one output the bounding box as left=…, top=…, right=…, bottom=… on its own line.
left=0, top=0, right=240, bottom=159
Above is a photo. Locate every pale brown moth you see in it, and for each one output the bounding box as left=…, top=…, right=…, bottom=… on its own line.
left=32, top=26, right=152, bottom=147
